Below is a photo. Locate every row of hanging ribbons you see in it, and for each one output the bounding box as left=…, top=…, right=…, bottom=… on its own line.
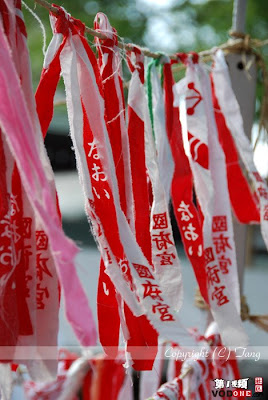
left=0, top=0, right=268, bottom=397
left=7, top=324, right=241, bottom=400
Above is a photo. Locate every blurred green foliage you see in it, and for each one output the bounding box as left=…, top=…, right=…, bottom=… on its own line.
left=23, top=0, right=147, bottom=86
left=23, top=0, right=268, bottom=124
left=23, top=0, right=268, bottom=85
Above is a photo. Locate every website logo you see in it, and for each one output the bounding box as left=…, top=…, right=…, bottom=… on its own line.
left=212, top=378, right=253, bottom=398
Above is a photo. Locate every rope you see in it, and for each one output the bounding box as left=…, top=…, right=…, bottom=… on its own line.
left=22, top=0, right=47, bottom=55
left=195, top=287, right=268, bottom=333
left=240, top=295, right=268, bottom=332
left=32, top=0, right=268, bottom=146
left=194, top=287, right=209, bottom=311
left=37, top=0, right=267, bottom=150
left=32, top=0, right=268, bottom=62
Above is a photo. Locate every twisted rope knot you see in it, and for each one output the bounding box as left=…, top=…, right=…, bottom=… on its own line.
left=194, top=287, right=209, bottom=310
left=240, top=295, right=250, bottom=321
left=195, top=287, right=268, bottom=333
left=229, top=30, right=246, bottom=39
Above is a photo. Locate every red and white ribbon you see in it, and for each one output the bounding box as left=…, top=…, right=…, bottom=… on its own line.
left=126, top=47, right=158, bottom=369
left=149, top=59, right=175, bottom=199
left=163, top=60, right=208, bottom=304
left=89, top=351, right=128, bottom=400
left=0, top=1, right=60, bottom=379
left=0, top=1, right=32, bottom=358
left=210, top=75, right=260, bottom=225
left=205, top=321, right=242, bottom=399
left=94, top=14, right=159, bottom=369
left=174, top=56, right=247, bottom=347
left=149, top=377, right=184, bottom=400
left=93, top=13, right=134, bottom=361
left=181, top=358, right=210, bottom=400
left=42, top=9, right=195, bottom=347
left=0, top=3, right=97, bottom=353
left=212, top=49, right=268, bottom=251
left=145, top=60, right=183, bottom=311
left=139, top=343, right=166, bottom=399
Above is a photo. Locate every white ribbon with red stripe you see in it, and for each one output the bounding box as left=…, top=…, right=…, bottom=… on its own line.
left=52, top=9, right=194, bottom=344
left=149, top=60, right=175, bottom=199
left=149, top=377, right=184, bottom=400
left=144, top=62, right=183, bottom=311
left=174, top=59, right=247, bottom=347
left=139, top=344, right=166, bottom=399
left=181, top=358, right=209, bottom=400
left=0, top=4, right=97, bottom=356
left=212, top=49, right=268, bottom=251
left=0, top=1, right=61, bottom=379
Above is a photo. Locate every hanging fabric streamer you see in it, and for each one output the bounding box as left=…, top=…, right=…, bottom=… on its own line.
left=164, top=324, right=242, bottom=400
left=146, top=57, right=175, bottom=199
left=166, top=344, right=184, bottom=384
left=13, top=3, right=60, bottom=380
left=173, top=55, right=248, bottom=347
left=24, top=350, right=87, bottom=400
left=0, top=1, right=97, bottom=362
left=163, top=59, right=208, bottom=304
left=36, top=8, right=110, bottom=353
left=145, top=58, right=184, bottom=311
left=72, top=12, right=195, bottom=345
left=90, top=352, right=127, bottom=400
left=148, top=376, right=184, bottom=400
left=125, top=46, right=158, bottom=369
left=205, top=322, right=242, bottom=400
left=0, top=137, right=26, bottom=351
left=0, top=0, right=60, bottom=379
left=23, top=349, right=133, bottom=400
left=139, top=343, right=166, bottom=399
left=3, top=0, right=267, bottom=387
left=93, top=12, right=126, bottom=360
left=0, top=0, right=32, bottom=358
left=210, top=73, right=260, bottom=224
left=56, top=7, right=143, bottom=314
left=39, top=7, right=196, bottom=356
left=181, top=358, right=211, bottom=400
left=212, top=49, right=268, bottom=251
left=94, top=13, right=158, bottom=370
